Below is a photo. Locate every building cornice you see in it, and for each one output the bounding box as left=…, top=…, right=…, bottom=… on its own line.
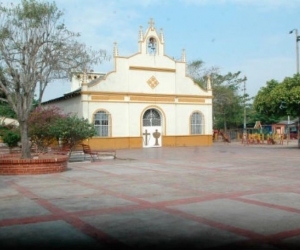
left=129, top=66, right=176, bottom=73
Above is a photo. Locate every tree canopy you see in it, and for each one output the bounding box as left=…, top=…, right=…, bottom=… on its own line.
left=253, top=74, right=300, bottom=120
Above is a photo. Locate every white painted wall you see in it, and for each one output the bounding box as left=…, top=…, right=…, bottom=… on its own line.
left=44, top=19, right=213, bottom=138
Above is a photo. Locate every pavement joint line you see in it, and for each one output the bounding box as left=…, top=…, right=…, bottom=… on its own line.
left=57, top=171, right=286, bottom=210
left=46, top=172, right=300, bottom=245
left=62, top=213, right=128, bottom=248
left=7, top=181, right=67, bottom=214
left=161, top=206, right=265, bottom=240
left=1, top=177, right=287, bottom=244
left=161, top=206, right=300, bottom=249
left=1, top=143, right=300, bottom=249
left=2, top=180, right=132, bottom=248
left=231, top=197, right=300, bottom=214
left=267, top=227, right=300, bottom=241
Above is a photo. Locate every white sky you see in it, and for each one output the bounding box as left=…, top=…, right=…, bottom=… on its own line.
left=3, top=0, right=300, bottom=101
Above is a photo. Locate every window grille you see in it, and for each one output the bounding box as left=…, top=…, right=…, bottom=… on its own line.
left=143, top=109, right=161, bottom=126
left=191, top=112, right=204, bottom=134
left=94, top=111, right=110, bottom=136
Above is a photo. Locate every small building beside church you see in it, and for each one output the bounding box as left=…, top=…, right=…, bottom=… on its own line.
left=43, top=19, right=213, bottom=150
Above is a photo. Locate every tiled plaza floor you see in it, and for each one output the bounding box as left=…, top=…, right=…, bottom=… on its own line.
left=1, top=141, right=300, bottom=249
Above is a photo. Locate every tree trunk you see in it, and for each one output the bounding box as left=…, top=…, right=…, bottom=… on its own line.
left=19, top=121, right=31, bottom=158
left=223, top=114, right=227, bottom=133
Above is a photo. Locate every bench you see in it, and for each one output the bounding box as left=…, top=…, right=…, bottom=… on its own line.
left=81, top=144, right=116, bottom=161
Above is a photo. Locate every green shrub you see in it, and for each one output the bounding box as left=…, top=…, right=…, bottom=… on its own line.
left=28, top=106, right=66, bottom=151
left=0, top=125, right=9, bottom=137
left=28, top=106, right=96, bottom=153
left=2, top=130, right=20, bottom=148
left=49, top=115, right=97, bottom=150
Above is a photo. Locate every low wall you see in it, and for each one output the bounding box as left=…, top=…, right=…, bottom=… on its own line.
left=0, top=153, right=68, bottom=175
left=162, top=135, right=212, bottom=147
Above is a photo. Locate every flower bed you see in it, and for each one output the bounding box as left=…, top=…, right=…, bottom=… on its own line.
left=0, top=153, right=68, bottom=175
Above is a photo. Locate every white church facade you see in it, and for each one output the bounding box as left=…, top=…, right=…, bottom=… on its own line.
left=43, top=19, right=213, bottom=150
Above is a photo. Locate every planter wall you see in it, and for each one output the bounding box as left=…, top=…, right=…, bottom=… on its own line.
left=0, top=153, right=68, bottom=175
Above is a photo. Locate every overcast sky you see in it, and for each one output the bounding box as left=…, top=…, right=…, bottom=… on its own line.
left=3, top=0, right=300, bottom=101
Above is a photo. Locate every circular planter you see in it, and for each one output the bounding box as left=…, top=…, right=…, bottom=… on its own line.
left=0, top=153, right=69, bottom=175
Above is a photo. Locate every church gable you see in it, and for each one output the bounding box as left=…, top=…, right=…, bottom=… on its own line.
left=85, top=18, right=210, bottom=97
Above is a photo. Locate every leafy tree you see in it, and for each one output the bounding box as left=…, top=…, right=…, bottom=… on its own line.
left=187, top=60, right=247, bottom=131
left=253, top=74, right=300, bottom=120
left=253, top=79, right=280, bottom=117
left=213, top=84, right=243, bottom=130
left=49, top=115, right=97, bottom=152
left=253, top=74, right=300, bottom=146
left=210, top=72, right=248, bottom=131
left=249, top=104, right=282, bottom=125
left=187, top=60, right=219, bottom=89
left=27, top=106, right=96, bottom=154
left=28, top=106, right=67, bottom=152
left=0, top=0, right=107, bottom=158
left=0, top=102, right=16, bottom=119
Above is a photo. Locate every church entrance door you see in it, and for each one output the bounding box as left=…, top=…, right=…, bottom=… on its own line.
left=142, top=109, right=162, bottom=148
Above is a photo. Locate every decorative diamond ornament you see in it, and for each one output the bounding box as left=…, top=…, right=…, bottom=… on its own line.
left=147, top=76, right=159, bottom=89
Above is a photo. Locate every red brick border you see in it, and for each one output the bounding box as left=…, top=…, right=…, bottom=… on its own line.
left=0, top=153, right=68, bottom=175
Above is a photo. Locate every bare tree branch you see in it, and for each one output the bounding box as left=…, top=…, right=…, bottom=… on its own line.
left=0, top=0, right=108, bottom=158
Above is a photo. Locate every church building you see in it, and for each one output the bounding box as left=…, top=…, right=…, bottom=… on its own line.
left=43, top=19, right=213, bottom=150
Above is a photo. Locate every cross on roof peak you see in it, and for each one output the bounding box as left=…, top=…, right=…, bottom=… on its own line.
left=148, top=18, right=155, bottom=29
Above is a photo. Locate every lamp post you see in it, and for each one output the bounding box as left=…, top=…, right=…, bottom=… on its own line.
left=241, top=76, right=247, bottom=144
left=243, top=76, right=247, bottom=133
left=289, top=29, right=300, bottom=74
left=289, top=29, right=300, bottom=148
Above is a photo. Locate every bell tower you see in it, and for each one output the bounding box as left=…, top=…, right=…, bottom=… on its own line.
left=138, top=18, right=165, bottom=56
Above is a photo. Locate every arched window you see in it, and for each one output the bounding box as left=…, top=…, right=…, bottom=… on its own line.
left=143, top=109, right=161, bottom=126
left=94, top=111, right=111, bottom=136
left=191, top=112, right=204, bottom=134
